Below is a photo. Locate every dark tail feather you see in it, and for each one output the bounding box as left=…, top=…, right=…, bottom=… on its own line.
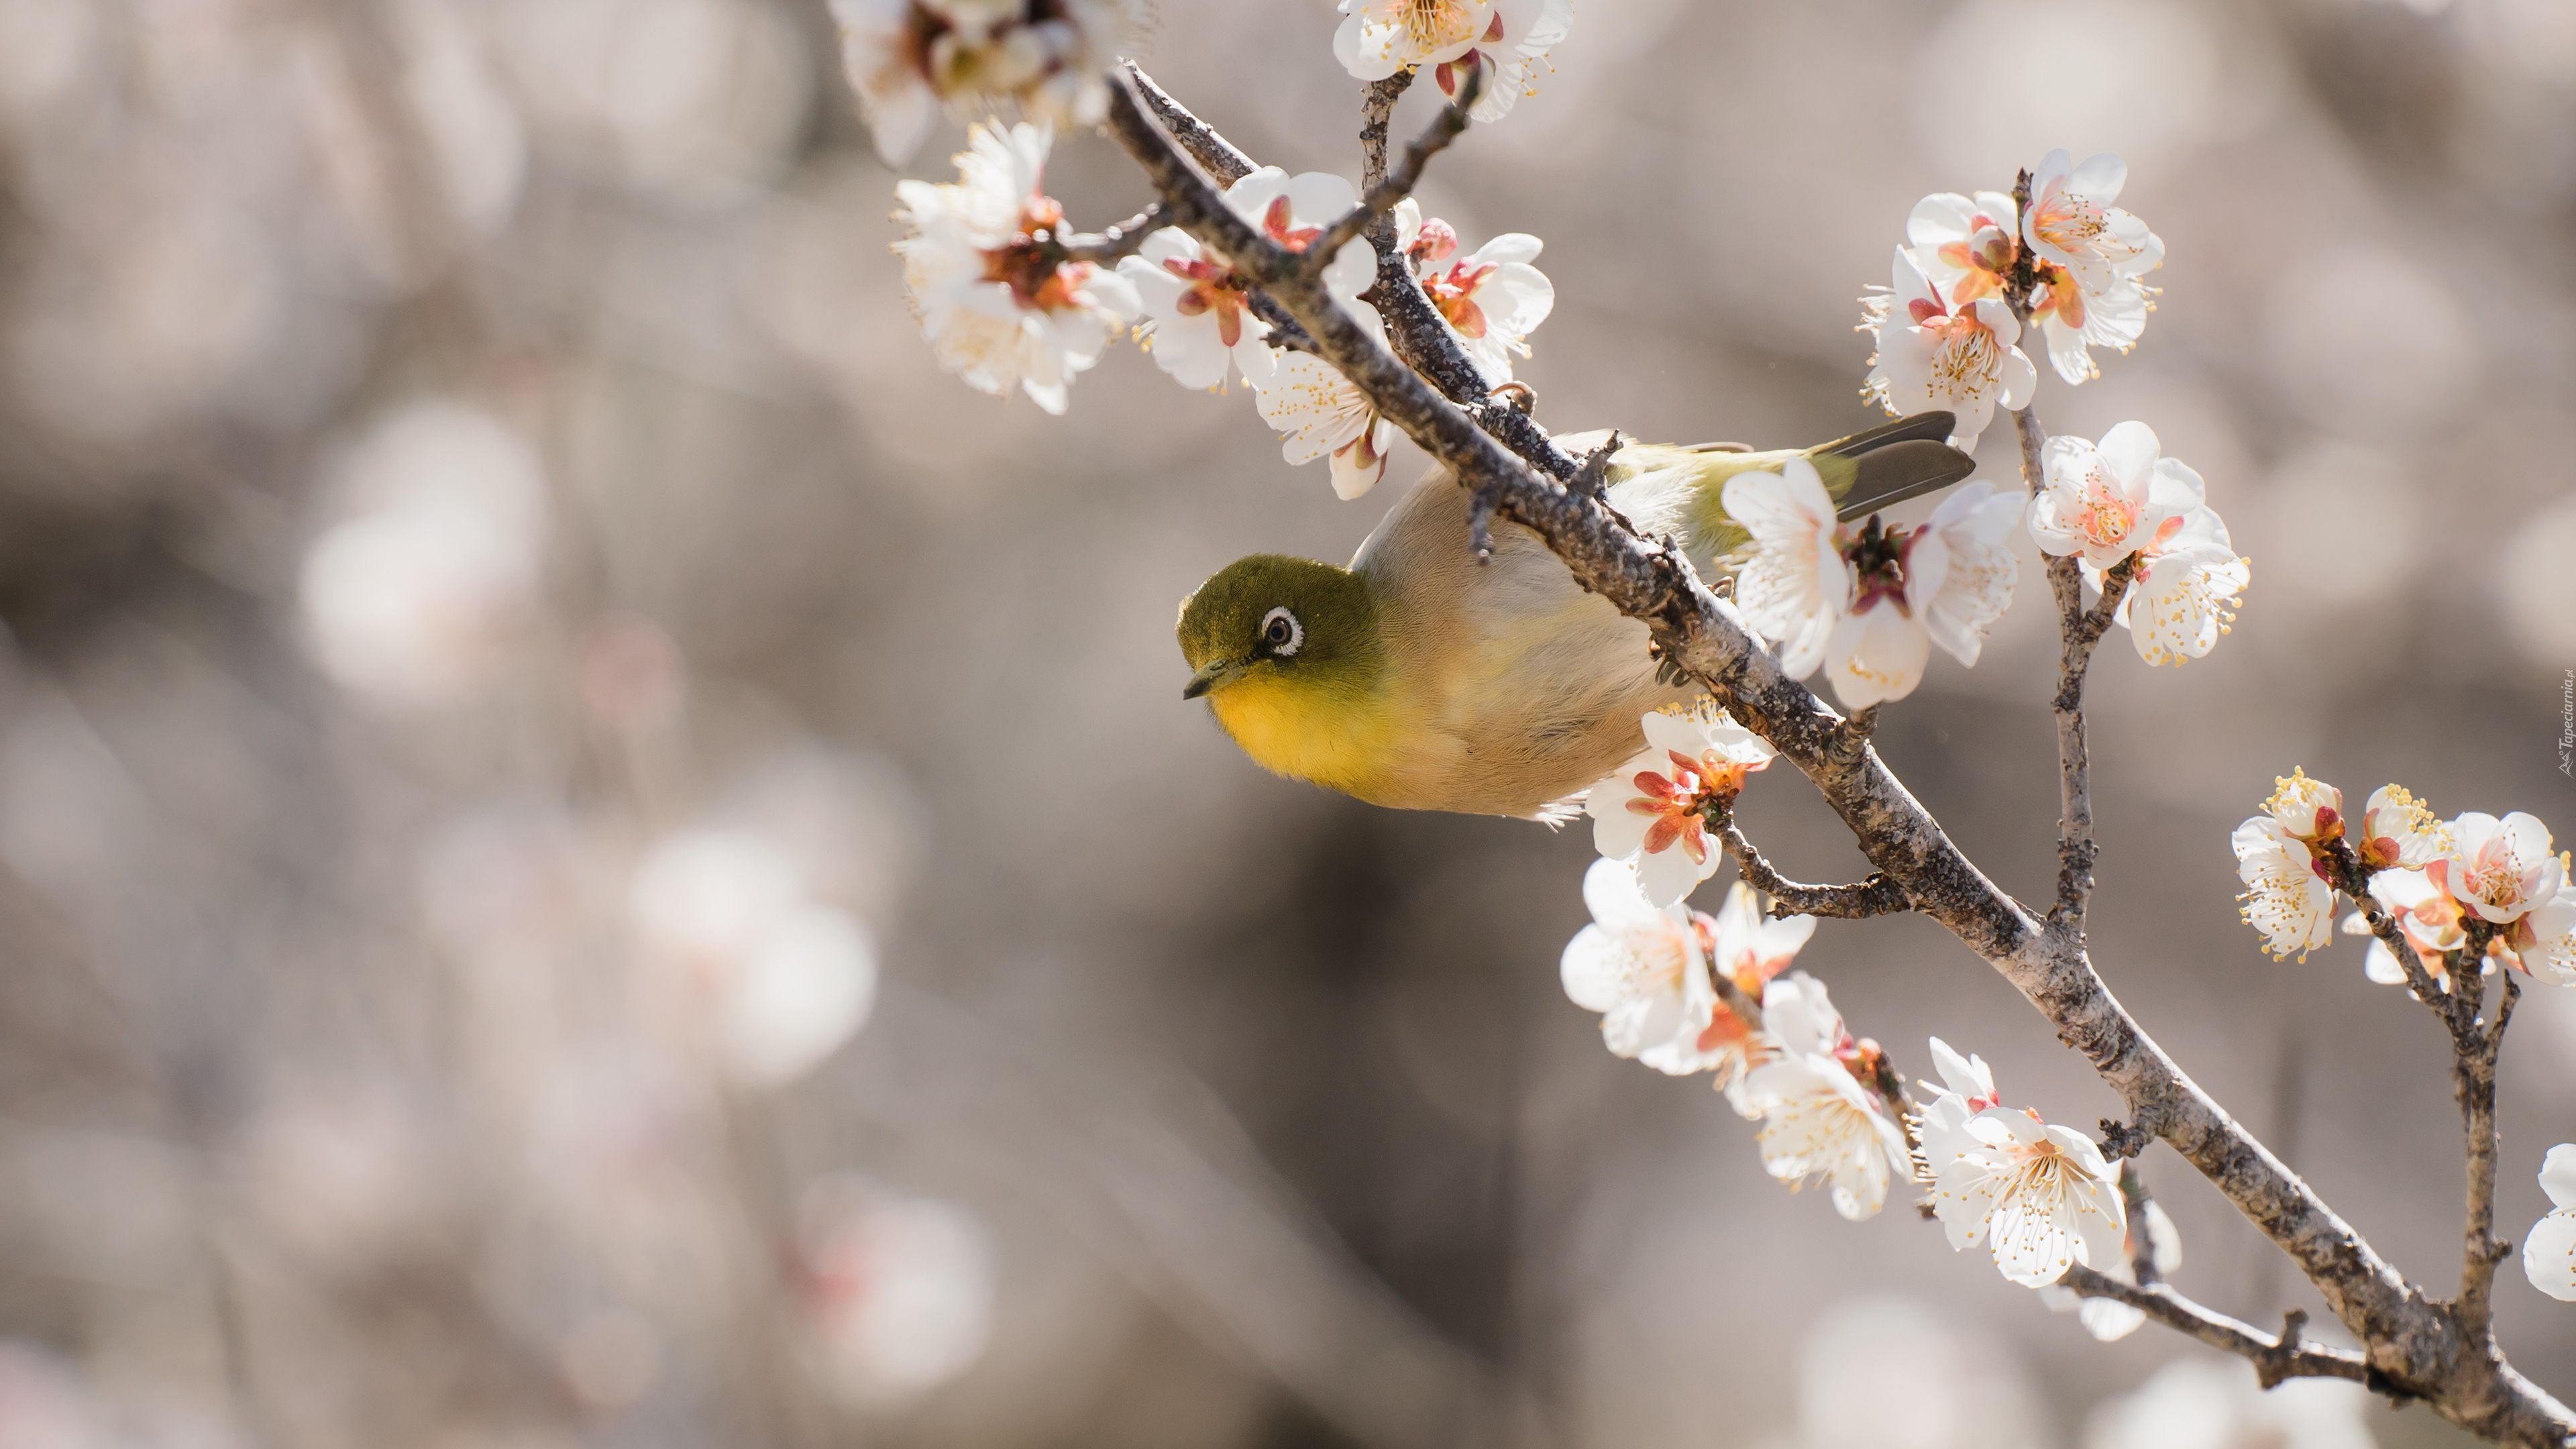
left=1817, top=409, right=1956, bottom=458
left=1835, top=438, right=1978, bottom=520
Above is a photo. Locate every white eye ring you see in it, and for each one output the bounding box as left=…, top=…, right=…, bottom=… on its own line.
left=1259, top=606, right=1303, bottom=657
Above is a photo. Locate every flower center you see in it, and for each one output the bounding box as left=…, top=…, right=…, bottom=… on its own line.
left=2033, top=192, right=2108, bottom=255
left=976, top=198, right=1094, bottom=311
left=1424, top=260, right=1497, bottom=337
left=2073, top=463, right=2139, bottom=549
left=1839, top=513, right=1918, bottom=617
left=1403, top=0, right=1484, bottom=52
left=1161, top=256, right=1252, bottom=347
left=2461, top=839, right=2528, bottom=908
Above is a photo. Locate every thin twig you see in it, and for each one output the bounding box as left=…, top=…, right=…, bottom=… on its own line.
left=2056, top=1267, right=2369, bottom=1385
left=1058, top=205, right=1165, bottom=264
left=1711, top=808, right=1912, bottom=920
left=1309, top=85, right=1475, bottom=271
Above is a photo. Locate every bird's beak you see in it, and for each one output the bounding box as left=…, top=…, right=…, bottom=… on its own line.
left=1181, top=659, right=1240, bottom=700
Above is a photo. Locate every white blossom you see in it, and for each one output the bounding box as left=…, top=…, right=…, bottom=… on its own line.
left=1395, top=200, right=1554, bottom=383
left=2524, top=1144, right=2576, bottom=1303
left=2353, top=784, right=2448, bottom=872
left=1222, top=166, right=1377, bottom=309
left=797, top=1179, right=996, bottom=1402
left=300, top=402, right=547, bottom=710
left=2021, top=150, right=2165, bottom=300
left=827, top=0, right=1143, bottom=166
left=2426, top=810, right=2565, bottom=926
left=2232, top=816, right=2337, bottom=961
left=1251, top=302, right=1399, bottom=500
left=1333, top=0, right=1572, bottom=123
left=631, top=830, right=879, bottom=1087
left=2094, top=504, right=2249, bottom=667
left=1584, top=704, right=1776, bottom=906
left=1930, top=1102, right=2125, bottom=1287
left=893, top=123, right=1140, bottom=414
left=1907, top=190, right=2019, bottom=311
left=1721, top=459, right=1849, bottom=678
left=2263, top=768, right=2345, bottom=844
left=1116, top=228, right=1277, bottom=391
left=1741, top=973, right=1909, bottom=1222
left=1822, top=480, right=2022, bottom=709
left=2027, top=421, right=2203, bottom=572
left=1861, top=246, right=2035, bottom=453
left=1559, top=857, right=1724, bottom=1075
left=1701, top=881, right=1815, bottom=1112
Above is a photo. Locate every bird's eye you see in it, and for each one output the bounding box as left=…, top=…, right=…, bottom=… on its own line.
left=1259, top=606, right=1303, bottom=657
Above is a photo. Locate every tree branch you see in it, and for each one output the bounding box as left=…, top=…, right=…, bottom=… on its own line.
left=1123, top=62, right=1253, bottom=182
left=1712, top=807, right=1912, bottom=920
left=1104, top=71, right=2575, bottom=1442
left=2056, top=1268, right=2370, bottom=1387
left=2457, top=972, right=2519, bottom=1344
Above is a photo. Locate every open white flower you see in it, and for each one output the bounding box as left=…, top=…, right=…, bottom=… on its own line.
left=2087, top=1357, right=2373, bottom=1449
left=1116, top=229, right=1277, bottom=391
left=1252, top=302, right=1399, bottom=499
left=1559, top=857, right=1725, bottom=1075
left=1222, top=167, right=1378, bottom=309
left=1741, top=973, right=1909, bottom=1222
left=1821, top=480, right=2021, bottom=709
left=1334, top=0, right=1572, bottom=123
left=1861, top=246, right=2035, bottom=453
left=2525, top=1144, right=2576, bottom=1302
left=2029, top=265, right=2151, bottom=386
left=2027, top=421, right=2204, bottom=571
left=1931, top=1102, right=2125, bottom=1287
left=1585, top=704, right=1776, bottom=907
left=2022, top=150, right=2164, bottom=299
left=1722, top=460, right=1849, bottom=678
left=828, top=0, right=1144, bottom=166
left=1395, top=201, right=1554, bottom=383
left=2233, top=816, right=2337, bottom=961
left=2427, top=811, right=2565, bottom=926
left=2353, top=784, right=2448, bottom=871
left=894, top=123, right=1140, bottom=414
left=1907, top=190, right=2019, bottom=309
left=2093, top=504, right=2248, bottom=666
left=1701, top=882, right=1815, bottom=1113
left=2039, top=1198, right=2180, bottom=1342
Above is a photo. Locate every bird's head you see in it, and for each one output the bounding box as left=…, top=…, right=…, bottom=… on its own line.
left=1177, top=554, right=1382, bottom=707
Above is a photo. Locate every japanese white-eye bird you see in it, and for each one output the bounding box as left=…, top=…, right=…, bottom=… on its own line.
left=1176, top=411, right=1973, bottom=818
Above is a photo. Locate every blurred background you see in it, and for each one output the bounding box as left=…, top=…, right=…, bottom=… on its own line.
left=0, top=0, right=2570, bottom=1446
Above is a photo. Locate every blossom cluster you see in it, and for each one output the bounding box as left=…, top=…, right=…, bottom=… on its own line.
left=1862, top=152, right=2164, bottom=451
left=1563, top=705, right=2126, bottom=1293
left=2229, top=769, right=2575, bottom=987
left=2028, top=421, right=2247, bottom=666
